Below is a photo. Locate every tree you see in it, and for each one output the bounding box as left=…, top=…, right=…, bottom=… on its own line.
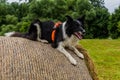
left=0, top=0, right=7, bottom=3
left=18, top=3, right=29, bottom=21
left=0, top=0, right=113, bottom=38
left=108, top=6, right=120, bottom=38
left=7, top=2, right=19, bottom=16
left=74, top=0, right=109, bottom=38
left=89, top=0, right=104, bottom=8
left=117, top=21, right=120, bottom=33
left=0, top=3, right=8, bottom=26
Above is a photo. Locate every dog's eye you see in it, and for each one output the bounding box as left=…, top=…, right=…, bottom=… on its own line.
left=75, top=22, right=79, bottom=26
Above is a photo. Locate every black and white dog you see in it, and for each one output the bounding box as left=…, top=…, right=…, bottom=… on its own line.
left=5, top=16, right=85, bottom=65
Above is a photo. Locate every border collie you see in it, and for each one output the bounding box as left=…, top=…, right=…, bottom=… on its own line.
left=5, top=16, right=85, bottom=65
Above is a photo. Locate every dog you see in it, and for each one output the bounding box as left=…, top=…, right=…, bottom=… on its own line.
left=5, top=15, right=85, bottom=65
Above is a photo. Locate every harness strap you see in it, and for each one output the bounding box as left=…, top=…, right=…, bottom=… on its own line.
left=51, top=22, right=62, bottom=42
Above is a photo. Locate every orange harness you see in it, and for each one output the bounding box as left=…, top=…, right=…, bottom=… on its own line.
left=51, top=22, right=62, bottom=42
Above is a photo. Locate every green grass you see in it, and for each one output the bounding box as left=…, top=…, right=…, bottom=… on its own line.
left=79, top=39, right=120, bottom=80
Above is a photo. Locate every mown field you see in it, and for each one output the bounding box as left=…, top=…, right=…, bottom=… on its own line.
left=79, top=39, right=120, bottom=80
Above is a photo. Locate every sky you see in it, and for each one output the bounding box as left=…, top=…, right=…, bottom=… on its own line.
left=104, top=0, right=120, bottom=13
left=7, top=0, right=120, bottom=13
left=7, top=0, right=28, bottom=3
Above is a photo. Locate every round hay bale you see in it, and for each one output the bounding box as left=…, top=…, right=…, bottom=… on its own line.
left=0, top=36, right=97, bottom=80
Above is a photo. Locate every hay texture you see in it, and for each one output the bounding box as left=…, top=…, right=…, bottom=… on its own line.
left=0, top=36, right=96, bottom=80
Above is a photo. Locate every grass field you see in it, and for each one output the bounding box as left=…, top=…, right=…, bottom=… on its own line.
left=79, top=39, right=120, bottom=80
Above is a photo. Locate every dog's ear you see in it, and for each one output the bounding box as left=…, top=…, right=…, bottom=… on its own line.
left=66, top=15, right=73, bottom=22
left=77, top=15, right=85, bottom=21
left=77, top=15, right=85, bottom=24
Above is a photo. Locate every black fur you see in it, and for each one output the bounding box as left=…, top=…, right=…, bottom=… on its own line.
left=40, top=21, right=55, bottom=43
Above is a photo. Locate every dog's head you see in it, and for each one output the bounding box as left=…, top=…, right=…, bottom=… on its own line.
left=65, top=16, right=85, bottom=40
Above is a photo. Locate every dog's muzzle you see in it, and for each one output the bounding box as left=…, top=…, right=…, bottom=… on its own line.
left=74, top=30, right=85, bottom=40
left=74, top=32, right=83, bottom=40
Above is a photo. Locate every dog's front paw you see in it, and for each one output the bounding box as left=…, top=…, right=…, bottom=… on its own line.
left=69, top=57, right=77, bottom=66
left=78, top=53, right=84, bottom=59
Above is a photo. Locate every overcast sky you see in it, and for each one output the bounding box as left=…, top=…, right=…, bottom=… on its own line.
left=104, top=0, right=120, bottom=13
left=7, top=0, right=120, bottom=13
left=7, top=0, right=28, bottom=3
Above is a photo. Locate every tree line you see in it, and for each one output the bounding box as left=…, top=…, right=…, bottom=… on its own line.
left=0, top=0, right=120, bottom=39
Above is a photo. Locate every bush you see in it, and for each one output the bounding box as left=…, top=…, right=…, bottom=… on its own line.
left=0, top=24, right=17, bottom=35
left=0, top=21, right=30, bottom=36
left=16, top=21, right=30, bottom=32
left=5, top=15, right=18, bottom=24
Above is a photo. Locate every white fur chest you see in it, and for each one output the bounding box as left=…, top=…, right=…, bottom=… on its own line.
left=61, top=35, right=79, bottom=47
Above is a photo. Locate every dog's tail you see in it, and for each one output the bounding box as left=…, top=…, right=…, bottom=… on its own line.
left=4, top=31, right=37, bottom=41
left=4, top=19, right=41, bottom=41
left=5, top=31, right=31, bottom=39
left=5, top=31, right=25, bottom=37
left=4, top=32, right=14, bottom=37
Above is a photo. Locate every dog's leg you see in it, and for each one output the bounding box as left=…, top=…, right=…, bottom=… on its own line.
left=38, top=39, right=48, bottom=43
left=57, top=44, right=77, bottom=65
left=69, top=46, right=84, bottom=59
left=36, top=34, right=48, bottom=43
